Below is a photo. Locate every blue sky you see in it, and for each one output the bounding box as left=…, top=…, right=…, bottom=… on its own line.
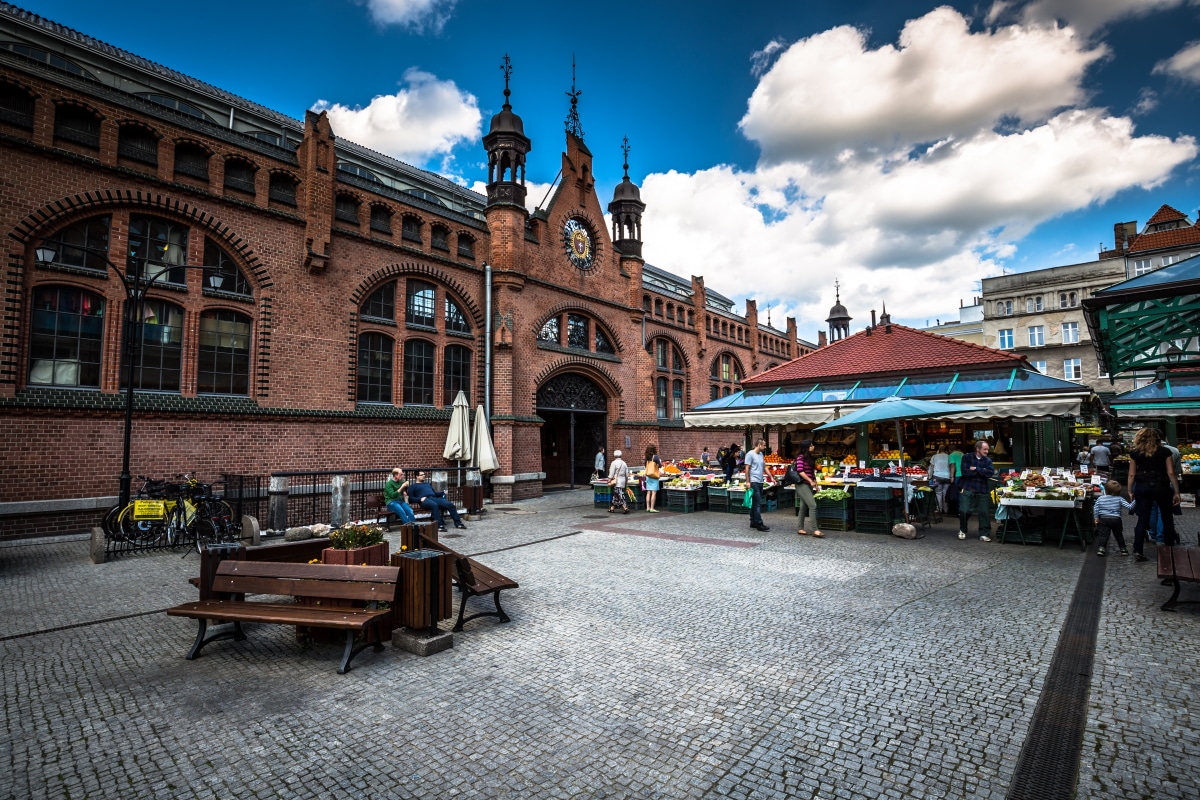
left=21, top=0, right=1200, bottom=335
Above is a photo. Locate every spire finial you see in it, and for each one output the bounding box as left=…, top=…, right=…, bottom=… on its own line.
left=565, top=55, right=585, bottom=139
left=500, top=54, right=512, bottom=107
left=767, top=305, right=772, bottom=327
left=834, top=278, right=841, bottom=303
left=621, top=136, right=630, bottom=179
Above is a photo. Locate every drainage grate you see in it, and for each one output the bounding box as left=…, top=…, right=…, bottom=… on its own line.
left=1006, top=552, right=1106, bottom=800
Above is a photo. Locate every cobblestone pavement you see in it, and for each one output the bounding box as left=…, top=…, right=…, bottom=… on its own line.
left=1, top=492, right=1197, bottom=799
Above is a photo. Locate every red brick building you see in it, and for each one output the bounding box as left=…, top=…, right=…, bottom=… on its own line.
left=0, top=5, right=814, bottom=537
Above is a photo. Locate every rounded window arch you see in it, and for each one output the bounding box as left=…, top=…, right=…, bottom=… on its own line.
left=361, top=280, right=396, bottom=322
left=28, top=285, right=105, bottom=387
left=268, top=171, right=299, bottom=206
left=223, top=156, right=257, bottom=195
left=203, top=239, right=253, bottom=297
left=535, top=310, right=618, bottom=355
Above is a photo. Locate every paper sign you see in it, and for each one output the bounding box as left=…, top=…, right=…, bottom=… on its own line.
left=1022, top=470, right=1031, bottom=479
left=858, top=460, right=866, bottom=469
left=1025, top=488, right=1037, bottom=498
left=1045, top=478, right=1054, bottom=488
left=1081, top=465, right=1089, bottom=474
left=873, top=468, right=880, bottom=477
left=1090, top=475, right=1104, bottom=486
left=1007, top=480, right=1015, bottom=487
left=842, top=466, right=851, bottom=478
left=1041, top=467, right=1051, bottom=476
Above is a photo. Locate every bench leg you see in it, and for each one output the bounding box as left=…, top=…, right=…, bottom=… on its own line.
left=186, top=619, right=245, bottom=660
left=453, top=589, right=511, bottom=632
left=1162, top=578, right=1182, bottom=612
left=337, top=629, right=384, bottom=674
left=493, top=589, right=511, bottom=624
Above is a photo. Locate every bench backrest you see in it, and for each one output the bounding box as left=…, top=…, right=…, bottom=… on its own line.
left=415, top=532, right=480, bottom=587
left=212, top=561, right=399, bottom=603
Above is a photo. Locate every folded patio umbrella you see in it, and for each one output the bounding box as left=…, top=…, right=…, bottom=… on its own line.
left=470, top=405, right=499, bottom=473
left=443, top=390, right=472, bottom=462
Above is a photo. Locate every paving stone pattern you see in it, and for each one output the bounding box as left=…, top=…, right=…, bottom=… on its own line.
left=1, top=494, right=1197, bottom=799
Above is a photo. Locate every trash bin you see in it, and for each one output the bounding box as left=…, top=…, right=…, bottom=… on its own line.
left=391, top=549, right=452, bottom=633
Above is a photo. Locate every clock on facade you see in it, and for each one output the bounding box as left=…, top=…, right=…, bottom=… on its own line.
left=562, top=218, right=596, bottom=270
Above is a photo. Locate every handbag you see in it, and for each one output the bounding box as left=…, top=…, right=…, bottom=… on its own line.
left=645, top=459, right=660, bottom=479
left=743, top=488, right=754, bottom=508
left=782, top=465, right=802, bottom=487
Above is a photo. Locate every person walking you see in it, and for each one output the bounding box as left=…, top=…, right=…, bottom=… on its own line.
left=745, top=438, right=770, bottom=532
left=594, top=446, right=606, bottom=481
left=792, top=439, right=822, bottom=537
left=1093, top=479, right=1133, bottom=556
left=607, top=449, right=629, bottom=514
left=929, top=445, right=952, bottom=513
left=957, top=440, right=995, bottom=542
left=644, top=445, right=663, bottom=513
left=1090, top=441, right=1112, bottom=475
left=1128, top=427, right=1181, bottom=561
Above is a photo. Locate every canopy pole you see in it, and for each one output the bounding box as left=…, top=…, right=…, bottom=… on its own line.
left=896, top=419, right=910, bottom=524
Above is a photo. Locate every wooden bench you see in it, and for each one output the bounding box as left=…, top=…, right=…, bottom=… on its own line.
left=168, top=561, right=399, bottom=673
left=1157, top=545, right=1200, bottom=612
left=413, top=531, right=518, bottom=632
left=189, top=538, right=332, bottom=593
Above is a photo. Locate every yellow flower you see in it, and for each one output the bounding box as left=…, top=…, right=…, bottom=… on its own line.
left=308, top=558, right=319, bottom=564
left=400, top=545, right=407, bottom=551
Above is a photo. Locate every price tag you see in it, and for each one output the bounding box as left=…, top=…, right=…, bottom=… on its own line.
left=1021, top=470, right=1031, bottom=479
left=1090, top=475, right=1104, bottom=486
left=1025, top=488, right=1037, bottom=498
left=842, top=466, right=851, bottom=478
left=1041, top=467, right=1051, bottom=476
left=1045, top=478, right=1054, bottom=488
left=872, top=468, right=880, bottom=477
left=1007, top=479, right=1015, bottom=487
left=858, top=460, right=866, bottom=469
left=1081, top=464, right=1089, bottom=474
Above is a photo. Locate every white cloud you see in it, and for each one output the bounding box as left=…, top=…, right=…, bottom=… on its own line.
left=1131, top=87, right=1159, bottom=115
left=313, top=68, right=480, bottom=163
left=360, top=0, right=456, bottom=32
left=639, top=7, right=1197, bottom=333
left=739, top=7, right=1106, bottom=164
left=750, top=38, right=788, bottom=77
left=1020, top=0, right=1193, bottom=36
left=1154, top=39, right=1200, bottom=82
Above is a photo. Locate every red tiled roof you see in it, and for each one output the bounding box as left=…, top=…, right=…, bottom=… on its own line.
left=1145, top=204, right=1189, bottom=226
left=1128, top=226, right=1200, bottom=253
left=742, top=323, right=1023, bottom=386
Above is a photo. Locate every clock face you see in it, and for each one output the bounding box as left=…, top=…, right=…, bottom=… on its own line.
left=562, top=218, right=595, bottom=270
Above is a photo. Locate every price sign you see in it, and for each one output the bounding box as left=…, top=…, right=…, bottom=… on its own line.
left=872, top=468, right=880, bottom=477
left=1041, top=467, right=1051, bottom=476
left=858, top=460, right=866, bottom=469
left=1081, top=464, right=1089, bottom=474
left=1090, top=475, right=1105, bottom=486
left=842, top=466, right=851, bottom=478
left=1045, top=478, right=1054, bottom=488
left=1007, top=479, right=1015, bottom=487
left=1025, top=488, right=1037, bottom=498
left=1022, top=470, right=1031, bottom=479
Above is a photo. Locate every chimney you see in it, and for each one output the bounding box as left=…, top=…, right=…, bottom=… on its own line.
left=818, top=330, right=828, bottom=347
left=867, top=309, right=876, bottom=336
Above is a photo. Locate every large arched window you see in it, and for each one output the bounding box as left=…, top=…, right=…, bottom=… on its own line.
left=445, top=296, right=471, bottom=334
left=203, top=239, right=252, bottom=297
left=443, top=345, right=472, bottom=405
left=404, top=339, right=435, bottom=405
left=652, top=338, right=686, bottom=419
left=197, top=310, right=251, bottom=395
left=126, top=299, right=184, bottom=391
left=406, top=280, right=436, bottom=328
left=53, top=103, right=100, bottom=149
left=37, top=215, right=111, bottom=273
left=357, top=332, right=393, bottom=403
left=362, top=281, right=396, bottom=322
left=28, top=285, right=105, bottom=387
left=656, top=377, right=669, bottom=420
left=710, top=352, right=743, bottom=398
left=127, top=215, right=188, bottom=285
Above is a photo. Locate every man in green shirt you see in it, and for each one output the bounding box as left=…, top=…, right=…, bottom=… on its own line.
left=947, top=445, right=965, bottom=514
left=384, top=468, right=416, bottom=523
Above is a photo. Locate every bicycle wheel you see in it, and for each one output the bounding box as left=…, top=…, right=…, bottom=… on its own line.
left=163, top=502, right=187, bottom=548
left=193, top=517, right=220, bottom=553
left=117, top=504, right=166, bottom=545
left=101, top=504, right=123, bottom=540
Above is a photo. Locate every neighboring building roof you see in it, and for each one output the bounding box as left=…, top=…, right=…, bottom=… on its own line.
left=1128, top=225, right=1200, bottom=253
left=1145, top=204, right=1189, bottom=226
left=743, top=323, right=1024, bottom=386
left=1094, top=252, right=1200, bottom=296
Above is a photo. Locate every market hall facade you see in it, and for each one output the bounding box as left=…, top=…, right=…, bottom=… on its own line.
left=0, top=4, right=815, bottom=537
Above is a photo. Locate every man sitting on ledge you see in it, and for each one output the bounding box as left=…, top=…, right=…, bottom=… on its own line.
left=406, top=471, right=467, bottom=532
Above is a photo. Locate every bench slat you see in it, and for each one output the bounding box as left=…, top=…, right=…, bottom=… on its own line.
left=1159, top=546, right=1200, bottom=582
left=218, top=562, right=398, bottom=581
left=167, top=600, right=389, bottom=628
left=212, top=575, right=396, bottom=601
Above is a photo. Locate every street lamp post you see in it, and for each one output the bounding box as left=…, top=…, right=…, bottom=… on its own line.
left=34, top=245, right=221, bottom=511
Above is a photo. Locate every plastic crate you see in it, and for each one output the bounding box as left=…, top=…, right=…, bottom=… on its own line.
left=764, top=499, right=778, bottom=512
left=665, top=489, right=701, bottom=513
left=815, top=517, right=854, bottom=531
left=854, top=485, right=900, bottom=501
left=593, top=489, right=612, bottom=508
left=777, top=488, right=796, bottom=506
left=815, top=497, right=852, bottom=512
left=707, top=486, right=729, bottom=512
left=856, top=509, right=903, bottom=526
left=728, top=490, right=751, bottom=513
left=814, top=506, right=853, bottom=521
left=854, top=498, right=894, bottom=514
left=856, top=521, right=893, bottom=534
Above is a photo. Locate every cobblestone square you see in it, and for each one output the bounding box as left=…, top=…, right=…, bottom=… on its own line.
left=2, top=492, right=1197, bottom=799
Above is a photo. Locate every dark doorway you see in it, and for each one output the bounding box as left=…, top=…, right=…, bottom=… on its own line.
left=536, top=373, right=608, bottom=487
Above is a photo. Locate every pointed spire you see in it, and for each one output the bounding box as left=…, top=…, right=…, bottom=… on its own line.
left=834, top=278, right=841, bottom=304
left=565, top=56, right=585, bottom=139
left=500, top=53, right=513, bottom=108
left=622, top=136, right=631, bottom=179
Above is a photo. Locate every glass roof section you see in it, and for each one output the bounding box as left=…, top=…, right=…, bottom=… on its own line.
left=690, top=368, right=1084, bottom=411
left=1112, top=376, right=1200, bottom=403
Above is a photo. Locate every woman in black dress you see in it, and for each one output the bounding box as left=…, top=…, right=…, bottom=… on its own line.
left=1126, top=427, right=1181, bottom=561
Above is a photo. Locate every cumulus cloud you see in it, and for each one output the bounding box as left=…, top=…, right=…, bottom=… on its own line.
left=313, top=68, right=480, bottom=163
left=360, top=0, right=456, bottom=32
left=1154, top=39, right=1200, bottom=82
left=750, top=38, right=788, bottom=77
left=1019, top=0, right=1192, bottom=36
left=739, top=7, right=1106, bottom=164
left=640, top=6, right=1197, bottom=331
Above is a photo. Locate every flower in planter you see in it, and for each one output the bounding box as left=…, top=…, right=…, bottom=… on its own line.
left=327, top=522, right=386, bottom=550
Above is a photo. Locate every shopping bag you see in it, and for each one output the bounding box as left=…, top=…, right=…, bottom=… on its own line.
left=742, top=488, right=754, bottom=508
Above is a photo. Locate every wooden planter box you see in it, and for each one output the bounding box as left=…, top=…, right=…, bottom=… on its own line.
left=297, top=542, right=393, bottom=642
left=321, top=542, right=389, bottom=566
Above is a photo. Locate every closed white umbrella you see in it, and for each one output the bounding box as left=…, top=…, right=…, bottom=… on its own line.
left=470, top=405, right=499, bottom=473
left=443, top=390, right=472, bottom=461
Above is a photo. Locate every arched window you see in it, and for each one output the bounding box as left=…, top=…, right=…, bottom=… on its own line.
left=28, top=285, right=104, bottom=387
left=656, top=377, right=668, bottom=420
left=126, top=299, right=184, bottom=391
left=203, top=239, right=252, bottom=297
left=403, top=339, right=434, bottom=405
left=127, top=215, right=188, bottom=285
left=174, top=141, right=210, bottom=181
left=224, top=158, right=257, bottom=194
left=1, top=43, right=95, bottom=78
left=268, top=172, right=298, bottom=206
left=197, top=309, right=251, bottom=395
left=538, top=316, right=560, bottom=343
left=335, top=194, right=360, bottom=224
left=654, top=299, right=663, bottom=317
left=362, top=281, right=395, bottom=322
left=53, top=103, right=100, bottom=149
left=370, top=205, right=393, bottom=234
left=567, top=314, right=589, bottom=349
left=356, top=332, right=393, bottom=403
left=0, top=79, right=36, bottom=129
left=117, top=124, right=159, bottom=165
left=642, top=296, right=651, bottom=312
left=687, top=310, right=694, bottom=327
left=594, top=328, right=614, bottom=354
left=666, top=304, right=674, bottom=322
left=37, top=215, right=111, bottom=273
left=401, top=215, right=422, bottom=243
left=711, top=352, right=743, bottom=397
left=431, top=224, right=450, bottom=251
left=445, top=295, right=470, bottom=334
left=457, top=234, right=475, bottom=259
left=709, top=385, right=719, bottom=401
left=134, top=93, right=214, bottom=122
left=406, top=280, right=436, bottom=328
left=721, top=321, right=728, bottom=337
left=672, top=380, right=684, bottom=419
left=443, top=345, right=472, bottom=405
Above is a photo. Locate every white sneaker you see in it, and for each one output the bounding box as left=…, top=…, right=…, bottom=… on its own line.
left=980, top=535, right=992, bottom=542
left=958, top=531, right=967, bottom=540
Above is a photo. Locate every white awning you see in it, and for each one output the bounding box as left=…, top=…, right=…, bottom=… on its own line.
left=683, top=393, right=1085, bottom=429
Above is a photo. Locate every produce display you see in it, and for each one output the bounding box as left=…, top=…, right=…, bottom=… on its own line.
left=813, top=488, right=851, bottom=502
left=999, top=468, right=1096, bottom=501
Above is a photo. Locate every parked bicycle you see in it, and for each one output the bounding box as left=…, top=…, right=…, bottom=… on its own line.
left=102, top=475, right=170, bottom=544
left=164, top=475, right=239, bottom=553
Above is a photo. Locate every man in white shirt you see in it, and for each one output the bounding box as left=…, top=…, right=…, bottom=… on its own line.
left=744, top=438, right=769, bottom=532
left=1090, top=442, right=1112, bottom=473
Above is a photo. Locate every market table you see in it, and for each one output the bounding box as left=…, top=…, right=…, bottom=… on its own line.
left=997, top=497, right=1089, bottom=550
